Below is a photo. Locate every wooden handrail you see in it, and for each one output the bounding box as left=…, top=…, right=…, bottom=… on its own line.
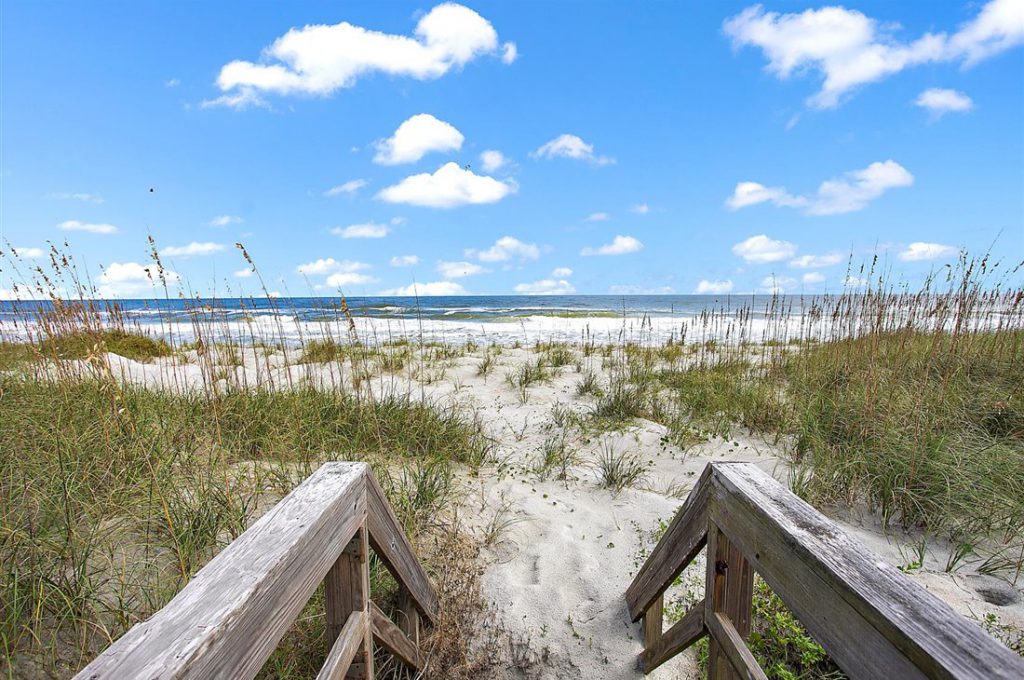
left=74, top=463, right=438, bottom=680
left=627, top=462, right=1024, bottom=679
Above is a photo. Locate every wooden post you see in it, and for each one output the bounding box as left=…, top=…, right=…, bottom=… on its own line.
left=643, top=593, right=663, bottom=650
left=326, top=525, right=373, bottom=679
left=395, top=587, right=420, bottom=649
left=705, top=523, right=753, bottom=680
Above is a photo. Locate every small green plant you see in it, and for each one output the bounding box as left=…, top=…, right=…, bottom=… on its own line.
left=595, top=439, right=648, bottom=492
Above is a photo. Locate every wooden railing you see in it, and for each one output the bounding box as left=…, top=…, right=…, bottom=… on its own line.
left=626, top=462, right=1024, bottom=680
left=75, top=462, right=437, bottom=680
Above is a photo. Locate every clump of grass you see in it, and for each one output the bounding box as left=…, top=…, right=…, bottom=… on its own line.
left=476, top=350, right=496, bottom=377
left=594, top=439, right=648, bottom=492
left=505, top=358, right=550, bottom=402
left=575, top=369, right=601, bottom=397
left=540, top=343, right=574, bottom=368
left=298, top=338, right=344, bottom=363
left=532, top=435, right=577, bottom=481
left=12, top=329, right=173, bottom=363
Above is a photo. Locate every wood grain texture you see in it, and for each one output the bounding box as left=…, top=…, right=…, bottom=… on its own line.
left=641, top=599, right=706, bottom=673
left=643, top=593, right=663, bottom=648
left=626, top=464, right=713, bottom=621
left=365, top=470, right=439, bottom=624
left=710, top=462, right=1024, bottom=680
left=370, top=602, right=421, bottom=670
left=317, top=611, right=367, bottom=680
left=395, top=587, right=420, bottom=648
left=706, top=612, right=769, bottom=680
left=74, top=463, right=367, bottom=680
left=706, top=526, right=755, bottom=680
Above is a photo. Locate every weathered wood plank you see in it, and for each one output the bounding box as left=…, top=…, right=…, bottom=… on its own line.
left=706, top=612, right=769, bottom=680
left=74, top=463, right=367, bottom=680
left=317, top=611, right=368, bottom=680
left=365, top=470, right=439, bottom=624
left=395, top=587, right=420, bottom=649
left=642, top=593, right=663, bottom=648
left=641, top=599, right=706, bottom=673
left=710, top=462, right=1024, bottom=680
left=706, top=526, right=754, bottom=680
left=326, top=526, right=372, bottom=679
left=626, top=464, right=713, bottom=621
left=370, top=602, right=421, bottom=670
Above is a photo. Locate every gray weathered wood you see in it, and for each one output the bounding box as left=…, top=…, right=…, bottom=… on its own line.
left=326, top=526, right=372, bottom=679
left=74, top=463, right=367, bottom=680
left=370, top=602, right=421, bottom=670
left=706, top=525, right=754, bottom=680
left=395, top=587, right=420, bottom=648
left=641, top=599, right=706, bottom=673
left=626, top=464, right=713, bottom=621
left=317, top=611, right=368, bottom=680
left=365, top=470, right=440, bottom=624
left=709, top=462, right=1024, bottom=680
left=706, top=612, right=768, bottom=680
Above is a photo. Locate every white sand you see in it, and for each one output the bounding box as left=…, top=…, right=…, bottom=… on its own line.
left=51, top=346, right=1024, bottom=677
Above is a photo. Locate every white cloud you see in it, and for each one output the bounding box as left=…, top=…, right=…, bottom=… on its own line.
left=377, top=162, right=516, bottom=208
left=551, top=267, right=573, bottom=278
left=898, top=242, right=959, bottom=261
left=732, top=235, right=797, bottom=263
left=98, top=261, right=180, bottom=297
left=234, top=268, right=254, bottom=278
left=630, top=203, right=650, bottom=214
left=390, top=216, right=407, bottom=226
left=378, top=281, right=467, bottom=296
left=480, top=150, right=507, bottom=173
left=802, top=272, right=826, bottom=285
left=502, top=41, right=518, bottom=64
left=390, top=255, right=420, bottom=267
left=208, top=215, right=243, bottom=227
left=915, top=88, right=974, bottom=116
left=58, top=220, right=118, bottom=234
left=608, top=284, right=675, bottom=294
left=165, top=78, right=180, bottom=88
left=727, top=161, right=913, bottom=215
left=374, top=114, right=464, bottom=165
left=331, top=223, right=390, bottom=238
left=468, top=236, right=541, bottom=262
left=324, top=179, right=368, bottom=196
left=723, top=0, right=1024, bottom=108
left=581, top=235, right=643, bottom=256
left=760, top=275, right=798, bottom=294
left=207, top=3, right=510, bottom=107
left=694, top=279, right=734, bottom=294
left=532, top=134, right=614, bottom=165
left=159, top=242, right=226, bottom=257
left=51, top=192, right=104, bottom=204
left=296, top=258, right=371, bottom=275
left=844, top=275, right=870, bottom=288
left=7, top=246, right=44, bottom=259
left=585, top=212, right=611, bottom=222
left=437, top=260, right=488, bottom=279
left=514, top=278, right=575, bottom=295
left=325, top=271, right=377, bottom=287
left=789, top=252, right=844, bottom=268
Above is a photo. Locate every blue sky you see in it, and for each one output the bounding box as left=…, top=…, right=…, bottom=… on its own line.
left=1, top=0, right=1022, bottom=298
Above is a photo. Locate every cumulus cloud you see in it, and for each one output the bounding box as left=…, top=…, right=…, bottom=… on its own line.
left=159, top=242, right=226, bottom=257
left=898, top=241, right=959, bottom=261
left=726, top=161, right=913, bottom=215
left=98, top=261, right=180, bottom=297
left=377, top=162, right=516, bottom=208
left=532, top=134, right=614, bottom=165
left=479, top=150, right=507, bottom=173
left=208, top=215, right=243, bottom=227
left=390, top=255, right=420, bottom=267
left=51, top=192, right=104, bottom=204
left=206, top=3, right=512, bottom=108
left=501, top=41, right=518, bottom=64
left=6, top=246, right=44, bottom=259
left=551, top=267, right=573, bottom=278
left=296, top=258, right=370, bottom=275
left=789, top=252, right=844, bottom=268
left=437, top=260, right=488, bottom=279
left=58, top=220, right=118, bottom=235
left=580, top=235, right=643, bottom=256
left=514, top=278, right=575, bottom=295
left=467, top=236, right=540, bottom=263
left=844, top=275, right=871, bottom=288
left=695, top=279, right=734, bottom=294
left=732, top=235, right=797, bottom=263
left=325, top=271, right=377, bottom=287
left=324, top=179, right=368, bottom=196
left=631, top=203, right=650, bottom=214
left=378, top=281, right=467, bottom=296
left=802, top=272, right=826, bottom=285
left=585, top=212, right=611, bottom=222
left=915, top=88, right=974, bottom=117
left=331, top=223, right=390, bottom=238
left=374, top=114, right=464, bottom=165
left=723, top=0, right=1024, bottom=108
